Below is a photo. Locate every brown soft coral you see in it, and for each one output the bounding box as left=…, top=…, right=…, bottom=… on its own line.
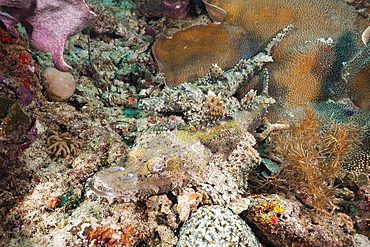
left=46, top=130, right=83, bottom=158
left=270, top=109, right=362, bottom=214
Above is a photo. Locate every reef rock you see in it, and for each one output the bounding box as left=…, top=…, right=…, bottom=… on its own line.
left=0, top=97, right=36, bottom=162
left=244, top=194, right=355, bottom=246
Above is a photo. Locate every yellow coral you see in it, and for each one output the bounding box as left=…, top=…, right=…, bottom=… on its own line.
left=249, top=195, right=284, bottom=225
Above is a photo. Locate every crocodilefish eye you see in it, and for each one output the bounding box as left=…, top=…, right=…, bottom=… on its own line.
left=146, top=156, right=166, bottom=173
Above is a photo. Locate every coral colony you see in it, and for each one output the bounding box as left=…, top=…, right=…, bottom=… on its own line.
left=2, top=0, right=370, bottom=246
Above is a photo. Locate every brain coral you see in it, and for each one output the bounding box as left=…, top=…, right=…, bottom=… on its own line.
left=177, top=205, right=260, bottom=247
left=153, top=0, right=368, bottom=107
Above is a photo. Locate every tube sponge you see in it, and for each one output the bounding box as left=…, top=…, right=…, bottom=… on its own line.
left=42, top=67, right=76, bottom=101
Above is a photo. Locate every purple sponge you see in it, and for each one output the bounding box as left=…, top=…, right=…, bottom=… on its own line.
left=0, top=0, right=97, bottom=72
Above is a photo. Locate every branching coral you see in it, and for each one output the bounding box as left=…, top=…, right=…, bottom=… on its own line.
left=46, top=130, right=83, bottom=158
left=270, top=109, right=362, bottom=214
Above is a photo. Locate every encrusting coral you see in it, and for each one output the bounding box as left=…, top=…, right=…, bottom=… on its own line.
left=46, top=130, right=83, bottom=158
left=244, top=194, right=356, bottom=246
left=343, top=26, right=370, bottom=110
left=85, top=224, right=144, bottom=247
